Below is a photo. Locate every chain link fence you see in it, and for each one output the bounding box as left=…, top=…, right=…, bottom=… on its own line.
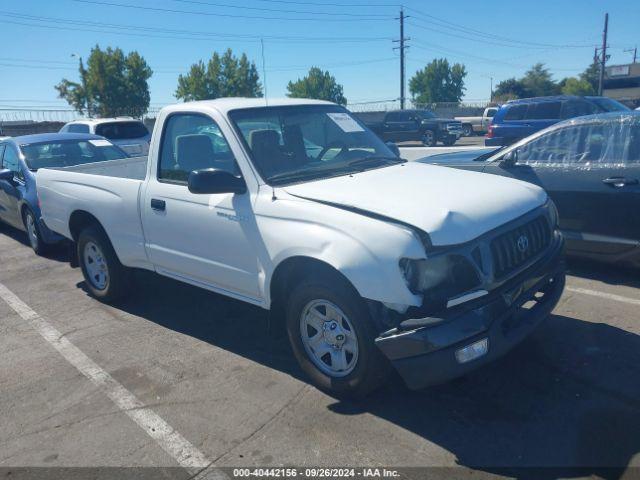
left=0, top=101, right=494, bottom=136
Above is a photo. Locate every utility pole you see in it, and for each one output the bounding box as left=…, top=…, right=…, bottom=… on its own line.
left=624, top=46, right=637, bottom=63
left=489, top=76, right=493, bottom=102
left=393, top=7, right=410, bottom=109
left=598, top=12, right=608, bottom=96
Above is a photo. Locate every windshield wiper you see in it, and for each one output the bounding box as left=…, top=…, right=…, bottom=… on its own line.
left=345, top=156, right=406, bottom=170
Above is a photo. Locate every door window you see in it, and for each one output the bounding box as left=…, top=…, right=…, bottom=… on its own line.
left=513, top=127, right=581, bottom=166
left=66, top=124, right=91, bottom=134
left=525, top=102, right=561, bottom=120
left=503, top=104, right=527, bottom=121
left=385, top=112, right=401, bottom=122
left=560, top=100, right=597, bottom=119
left=158, top=114, right=237, bottom=183
left=1, top=147, right=23, bottom=180
left=397, top=112, right=412, bottom=122
left=486, top=108, right=497, bottom=118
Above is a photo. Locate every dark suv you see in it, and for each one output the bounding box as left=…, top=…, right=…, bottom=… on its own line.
left=486, top=95, right=629, bottom=146
left=364, top=109, right=463, bottom=146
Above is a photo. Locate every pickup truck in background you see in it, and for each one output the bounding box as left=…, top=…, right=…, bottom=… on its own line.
left=363, top=109, right=463, bottom=146
left=455, top=106, right=498, bottom=136
left=38, top=98, right=565, bottom=397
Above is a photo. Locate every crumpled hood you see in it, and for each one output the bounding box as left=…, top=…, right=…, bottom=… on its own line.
left=283, top=162, right=547, bottom=246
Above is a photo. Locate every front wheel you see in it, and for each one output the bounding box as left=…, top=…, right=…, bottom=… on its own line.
left=23, top=208, right=49, bottom=256
left=78, top=225, right=130, bottom=302
left=286, top=277, right=389, bottom=397
left=421, top=130, right=437, bottom=147
left=442, top=136, right=457, bottom=146
left=462, top=124, right=473, bottom=137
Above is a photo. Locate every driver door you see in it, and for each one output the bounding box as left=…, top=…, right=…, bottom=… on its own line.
left=0, top=145, right=24, bottom=229
left=141, top=112, right=261, bottom=302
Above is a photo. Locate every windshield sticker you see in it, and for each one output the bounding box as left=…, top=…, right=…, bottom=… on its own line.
left=89, top=139, right=112, bottom=147
left=327, top=113, right=364, bottom=133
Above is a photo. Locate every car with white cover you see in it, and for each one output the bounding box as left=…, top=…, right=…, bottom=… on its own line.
left=38, top=98, right=565, bottom=396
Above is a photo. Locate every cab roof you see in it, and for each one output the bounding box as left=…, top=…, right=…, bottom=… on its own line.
left=160, top=97, right=335, bottom=116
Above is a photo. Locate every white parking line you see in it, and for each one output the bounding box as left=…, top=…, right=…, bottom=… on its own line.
left=0, top=282, right=226, bottom=479
left=566, top=286, right=640, bottom=306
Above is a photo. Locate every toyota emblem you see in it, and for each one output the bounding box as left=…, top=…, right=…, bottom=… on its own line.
left=517, top=235, right=529, bottom=253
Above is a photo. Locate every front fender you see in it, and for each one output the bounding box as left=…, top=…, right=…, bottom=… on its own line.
left=256, top=196, right=425, bottom=308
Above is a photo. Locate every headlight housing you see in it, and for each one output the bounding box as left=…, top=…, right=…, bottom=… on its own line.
left=399, top=255, right=481, bottom=312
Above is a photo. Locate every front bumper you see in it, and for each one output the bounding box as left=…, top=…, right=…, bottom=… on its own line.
left=375, top=237, right=565, bottom=390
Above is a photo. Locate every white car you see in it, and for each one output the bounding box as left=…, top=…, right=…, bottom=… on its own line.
left=38, top=98, right=565, bottom=396
left=60, top=118, right=151, bottom=156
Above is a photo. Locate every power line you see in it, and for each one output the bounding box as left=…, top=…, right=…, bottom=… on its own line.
left=168, top=0, right=391, bottom=17
left=404, top=5, right=595, bottom=49
left=0, top=13, right=392, bottom=44
left=72, top=0, right=391, bottom=21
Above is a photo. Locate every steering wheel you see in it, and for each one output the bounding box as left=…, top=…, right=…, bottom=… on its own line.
left=316, top=141, right=348, bottom=162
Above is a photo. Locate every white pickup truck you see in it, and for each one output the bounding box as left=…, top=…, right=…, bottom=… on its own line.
left=456, top=106, right=499, bottom=136
left=38, top=98, right=565, bottom=396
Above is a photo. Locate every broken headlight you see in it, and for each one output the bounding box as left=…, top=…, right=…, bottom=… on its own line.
left=399, top=255, right=481, bottom=311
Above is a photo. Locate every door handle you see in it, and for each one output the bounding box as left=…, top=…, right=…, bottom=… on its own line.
left=602, top=177, right=639, bottom=188
left=150, top=198, right=166, bottom=211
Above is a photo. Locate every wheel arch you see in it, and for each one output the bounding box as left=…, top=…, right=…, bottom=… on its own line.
left=269, top=256, right=360, bottom=311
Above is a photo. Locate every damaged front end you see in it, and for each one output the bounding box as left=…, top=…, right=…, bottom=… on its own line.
left=369, top=202, right=566, bottom=390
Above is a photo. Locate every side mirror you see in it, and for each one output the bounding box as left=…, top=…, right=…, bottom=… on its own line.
left=500, top=150, right=517, bottom=167
left=188, top=168, right=247, bottom=195
left=0, top=169, right=13, bottom=181
left=385, top=141, right=401, bottom=158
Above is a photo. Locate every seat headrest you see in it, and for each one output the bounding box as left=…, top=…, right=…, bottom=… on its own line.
left=175, top=134, right=214, bottom=173
left=249, top=129, right=280, bottom=151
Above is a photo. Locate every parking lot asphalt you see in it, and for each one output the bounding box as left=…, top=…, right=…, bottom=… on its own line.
left=1, top=222, right=640, bottom=478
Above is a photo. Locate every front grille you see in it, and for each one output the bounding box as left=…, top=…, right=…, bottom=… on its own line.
left=490, top=216, right=551, bottom=279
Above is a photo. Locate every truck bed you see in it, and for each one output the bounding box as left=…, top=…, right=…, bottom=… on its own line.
left=37, top=155, right=151, bottom=269
left=47, top=155, right=148, bottom=180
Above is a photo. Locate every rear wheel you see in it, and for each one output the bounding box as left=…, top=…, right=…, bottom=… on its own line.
left=23, top=208, right=49, bottom=256
left=421, top=130, right=436, bottom=147
left=286, top=276, right=389, bottom=398
left=78, top=225, right=130, bottom=302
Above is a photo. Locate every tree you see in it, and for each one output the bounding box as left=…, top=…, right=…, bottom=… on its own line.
left=493, top=77, right=530, bottom=101
left=286, top=67, right=347, bottom=105
left=409, top=58, right=466, bottom=104
left=55, top=45, right=152, bottom=117
left=175, top=49, right=262, bottom=101
left=560, top=77, right=596, bottom=96
left=580, top=59, right=600, bottom=92
left=521, top=63, right=559, bottom=97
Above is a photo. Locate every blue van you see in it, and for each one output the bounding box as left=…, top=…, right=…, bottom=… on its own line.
left=485, top=95, right=629, bottom=146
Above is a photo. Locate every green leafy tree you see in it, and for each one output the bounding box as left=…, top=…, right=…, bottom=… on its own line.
left=493, top=77, right=530, bottom=101
left=175, top=49, right=262, bottom=101
left=560, top=77, right=596, bottom=96
left=286, top=67, right=347, bottom=105
left=55, top=45, right=152, bottom=117
left=580, top=59, right=601, bottom=92
left=409, top=58, right=467, bottom=104
left=521, top=63, right=559, bottom=97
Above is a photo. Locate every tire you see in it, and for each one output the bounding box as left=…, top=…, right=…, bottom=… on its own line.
left=442, top=136, right=457, bottom=146
left=77, top=224, right=130, bottom=302
left=421, top=130, right=436, bottom=147
left=462, top=124, right=473, bottom=137
left=23, top=208, right=49, bottom=256
left=285, top=275, right=390, bottom=398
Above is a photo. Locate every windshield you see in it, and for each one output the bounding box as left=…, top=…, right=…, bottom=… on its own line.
left=95, top=121, right=149, bottom=140
left=21, top=139, right=128, bottom=170
left=229, top=105, right=403, bottom=185
left=590, top=97, right=630, bottom=112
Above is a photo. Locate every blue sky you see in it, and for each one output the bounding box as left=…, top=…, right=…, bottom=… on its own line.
left=0, top=0, right=638, bottom=110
